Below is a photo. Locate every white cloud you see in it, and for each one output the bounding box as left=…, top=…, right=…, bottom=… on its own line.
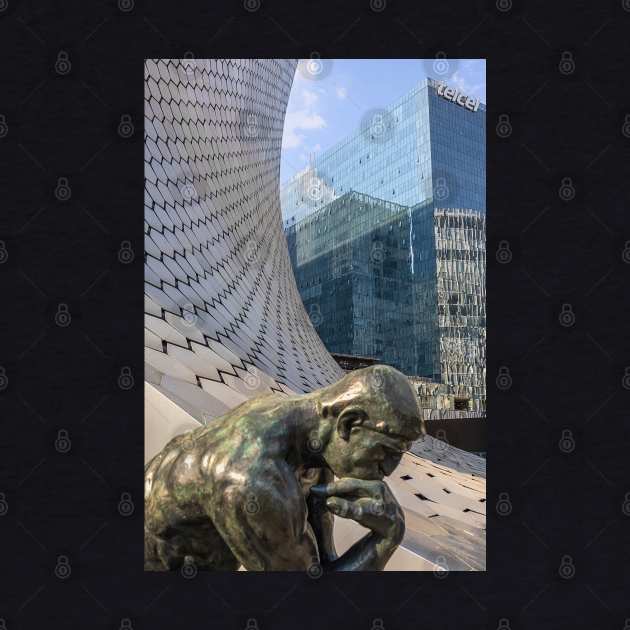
left=335, top=86, right=347, bottom=100
left=282, top=87, right=327, bottom=149
left=450, top=68, right=485, bottom=101
left=302, top=89, right=319, bottom=107
left=450, top=70, right=471, bottom=93
left=282, top=110, right=326, bottom=148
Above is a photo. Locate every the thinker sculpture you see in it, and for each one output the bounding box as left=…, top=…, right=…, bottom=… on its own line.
left=144, top=365, right=424, bottom=571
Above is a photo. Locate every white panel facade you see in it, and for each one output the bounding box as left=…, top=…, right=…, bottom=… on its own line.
left=144, top=59, right=343, bottom=421
left=144, top=58, right=485, bottom=570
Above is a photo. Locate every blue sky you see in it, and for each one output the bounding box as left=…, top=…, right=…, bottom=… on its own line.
left=280, top=58, right=486, bottom=185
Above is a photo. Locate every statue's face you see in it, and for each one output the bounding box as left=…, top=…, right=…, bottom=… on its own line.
left=318, top=365, right=423, bottom=480
left=325, top=419, right=414, bottom=481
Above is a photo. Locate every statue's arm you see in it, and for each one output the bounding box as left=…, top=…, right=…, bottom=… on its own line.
left=312, top=478, right=406, bottom=572
left=306, top=468, right=337, bottom=563
left=207, top=464, right=402, bottom=571
left=205, top=462, right=321, bottom=571
left=322, top=532, right=401, bottom=571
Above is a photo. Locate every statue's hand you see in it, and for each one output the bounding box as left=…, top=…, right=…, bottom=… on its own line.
left=310, top=478, right=405, bottom=546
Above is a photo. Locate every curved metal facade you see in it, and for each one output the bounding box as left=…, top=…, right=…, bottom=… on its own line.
left=144, top=58, right=485, bottom=571
left=144, top=59, right=343, bottom=430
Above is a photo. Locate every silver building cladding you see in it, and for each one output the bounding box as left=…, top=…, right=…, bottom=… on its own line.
left=282, top=77, right=486, bottom=409
left=144, top=59, right=486, bottom=569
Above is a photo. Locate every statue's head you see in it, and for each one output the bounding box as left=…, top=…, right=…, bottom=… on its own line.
left=315, top=365, right=424, bottom=480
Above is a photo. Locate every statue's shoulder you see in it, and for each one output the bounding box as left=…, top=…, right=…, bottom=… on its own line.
left=209, top=456, right=305, bottom=523
left=191, top=393, right=295, bottom=480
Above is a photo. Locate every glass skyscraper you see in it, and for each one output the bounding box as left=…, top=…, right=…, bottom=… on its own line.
left=286, top=191, right=417, bottom=374
left=281, top=78, right=485, bottom=225
left=283, top=77, right=486, bottom=409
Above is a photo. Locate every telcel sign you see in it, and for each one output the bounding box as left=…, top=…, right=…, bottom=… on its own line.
left=436, top=82, right=481, bottom=112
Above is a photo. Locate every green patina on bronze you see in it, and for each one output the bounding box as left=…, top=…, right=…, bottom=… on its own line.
left=144, top=364, right=425, bottom=571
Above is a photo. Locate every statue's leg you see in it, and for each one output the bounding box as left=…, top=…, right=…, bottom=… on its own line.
left=144, top=528, right=169, bottom=570
left=193, top=548, right=240, bottom=571
left=189, top=520, right=241, bottom=571
left=144, top=520, right=241, bottom=571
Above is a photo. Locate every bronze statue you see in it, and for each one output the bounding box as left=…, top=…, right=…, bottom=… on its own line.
left=144, top=365, right=424, bottom=571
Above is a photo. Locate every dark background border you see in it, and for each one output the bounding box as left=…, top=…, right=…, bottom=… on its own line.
left=2, top=1, right=629, bottom=629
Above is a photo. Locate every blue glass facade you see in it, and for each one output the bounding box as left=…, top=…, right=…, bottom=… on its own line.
left=427, top=81, right=485, bottom=213
left=281, top=78, right=485, bottom=225
left=286, top=192, right=418, bottom=374
left=283, top=77, right=486, bottom=408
